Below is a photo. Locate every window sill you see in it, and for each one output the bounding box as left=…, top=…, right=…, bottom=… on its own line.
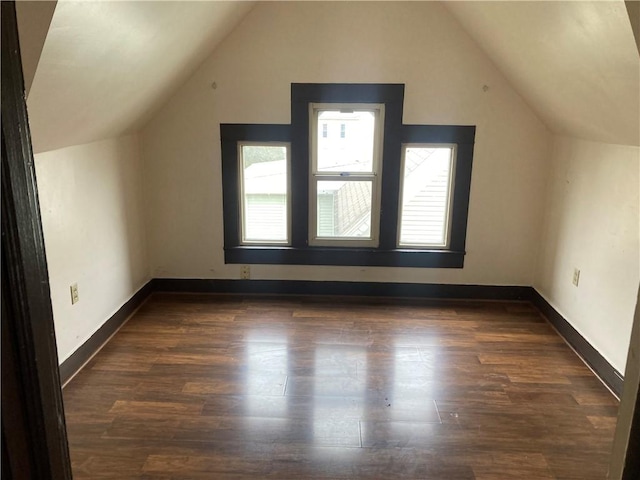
left=225, top=246, right=465, bottom=268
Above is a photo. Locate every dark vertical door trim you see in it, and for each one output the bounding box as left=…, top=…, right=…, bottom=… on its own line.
left=1, top=2, right=72, bottom=478
left=622, top=385, right=640, bottom=478
left=617, top=287, right=640, bottom=479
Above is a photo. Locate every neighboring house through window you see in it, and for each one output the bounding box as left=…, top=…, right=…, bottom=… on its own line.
left=238, top=143, right=290, bottom=245
left=310, top=104, right=384, bottom=247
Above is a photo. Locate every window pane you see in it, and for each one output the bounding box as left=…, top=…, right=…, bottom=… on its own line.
left=241, top=145, right=288, bottom=242
left=316, top=110, right=375, bottom=173
left=399, top=147, right=453, bottom=247
left=317, top=180, right=372, bottom=238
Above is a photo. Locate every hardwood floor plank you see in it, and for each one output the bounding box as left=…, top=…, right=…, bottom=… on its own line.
left=109, top=400, right=204, bottom=416
left=63, top=294, right=618, bottom=478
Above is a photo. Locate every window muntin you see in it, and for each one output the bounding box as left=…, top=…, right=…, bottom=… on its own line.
left=309, top=103, right=384, bottom=246
left=398, top=144, right=456, bottom=248
left=239, top=142, right=290, bottom=244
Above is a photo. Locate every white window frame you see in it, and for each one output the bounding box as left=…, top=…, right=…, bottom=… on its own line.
left=238, top=141, right=291, bottom=246
left=308, top=103, right=385, bottom=247
left=397, top=143, right=457, bottom=249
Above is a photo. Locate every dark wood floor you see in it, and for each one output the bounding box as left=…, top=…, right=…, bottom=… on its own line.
left=63, top=294, right=619, bottom=479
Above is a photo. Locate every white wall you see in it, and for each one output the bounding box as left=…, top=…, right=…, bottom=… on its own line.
left=535, top=135, right=640, bottom=373
left=35, top=135, right=149, bottom=363
left=142, top=1, right=550, bottom=286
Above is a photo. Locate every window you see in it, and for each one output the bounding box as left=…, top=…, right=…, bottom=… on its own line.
left=220, top=84, right=475, bottom=268
left=238, top=143, right=290, bottom=244
left=309, top=104, right=384, bottom=247
left=398, top=145, right=455, bottom=248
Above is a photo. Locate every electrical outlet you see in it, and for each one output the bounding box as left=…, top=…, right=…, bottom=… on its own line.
left=241, top=265, right=250, bottom=280
left=70, top=283, right=79, bottom=304
left=572, top=268, right=580, bottom=287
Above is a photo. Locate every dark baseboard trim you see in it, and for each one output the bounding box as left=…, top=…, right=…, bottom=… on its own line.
left=59, top=280, right=153, bottom=385
left=530, top=289, right=624, bottom=397
left=59, top=278, right=624, bottom=398
left=152, top=278, right=533, bottom=300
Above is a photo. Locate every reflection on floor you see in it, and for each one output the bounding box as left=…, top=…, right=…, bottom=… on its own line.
left=63, top=294, right=619, bottom=479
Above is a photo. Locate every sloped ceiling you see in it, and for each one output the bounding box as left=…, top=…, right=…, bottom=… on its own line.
left=446, top=0, right=640, bottom=146
left=25, top=1, right=639, bottom=153
left=16, top=1, right=57, bottom=98
left=26, top=0, right=254, bottom=154
left=627, top=1, right=640, bottom=53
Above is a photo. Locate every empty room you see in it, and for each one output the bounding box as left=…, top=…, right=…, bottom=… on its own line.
left=3, top=0, right=640, bottom=479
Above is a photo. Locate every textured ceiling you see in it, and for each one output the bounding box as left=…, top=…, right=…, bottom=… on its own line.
left=26, top=0, right=255, bottom=154
left=446, top=0, right=640, bottom=146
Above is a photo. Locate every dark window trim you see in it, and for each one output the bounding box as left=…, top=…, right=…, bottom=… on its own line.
left=400, top=125, right=475, bottom=254
left=221, top=124, right=291, bottom=250
left=220, top=83, right=475, bottom=268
